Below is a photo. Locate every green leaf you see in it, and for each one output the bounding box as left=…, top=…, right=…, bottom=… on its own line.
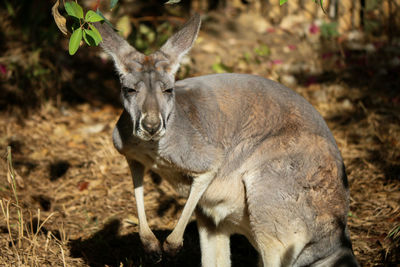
left=69, top=28, right=82, bottom=55
left=64, top=1, right=83, bottom=19
left=84, top=28, right=101, bottom=45
left=321, top=22, right=338, bottom=39
left=89, top=24, right=103, bottom=44
left=110, top=0, right=118, bottom=9
left=279, top=0, right=288, bottom=5
left=243, top=52, right=252, bottom=63
left=320, top=0, right=326, bottom=13
left=254, top=44, right=270, bottom=57
left=5, top=0, right=15, bottom=17
left=83, top=30, right=96, bottom=46
left=165, top=0, right=181, bottom=4
left=85, top=10, right=104, bottom=22
left=212, top=61, right=232, bottom=73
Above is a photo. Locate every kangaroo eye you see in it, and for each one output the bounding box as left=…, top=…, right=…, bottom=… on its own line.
left=123, top=87, right=137, bottom=94
left=163, top=88, right=174, bottom=94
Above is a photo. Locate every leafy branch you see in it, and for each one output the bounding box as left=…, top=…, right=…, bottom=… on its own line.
left=52, top=0, right=119, bottom=55
left=52, top=0, right=185, bottom=56
left=64, top=1, right=104, bottom=55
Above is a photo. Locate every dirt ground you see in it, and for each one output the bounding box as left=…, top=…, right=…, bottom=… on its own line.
left=1, top=9, right=400, bottom=267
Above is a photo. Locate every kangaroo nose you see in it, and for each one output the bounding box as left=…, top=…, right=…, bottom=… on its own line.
left=141, top=117, right=161, bottom=135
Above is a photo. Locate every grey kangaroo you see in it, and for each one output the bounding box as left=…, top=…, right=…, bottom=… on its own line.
left=94, top=14, right=359, bottom=266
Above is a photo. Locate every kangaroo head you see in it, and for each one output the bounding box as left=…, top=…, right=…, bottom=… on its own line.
left=96, top=14, right=201, bottom=141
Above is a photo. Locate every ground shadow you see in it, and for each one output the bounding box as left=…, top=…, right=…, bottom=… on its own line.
left=69, top=219, right=258, bottom=267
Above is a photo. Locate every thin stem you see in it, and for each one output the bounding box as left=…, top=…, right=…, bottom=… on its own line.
left=7, top=146, right=23, bottom=247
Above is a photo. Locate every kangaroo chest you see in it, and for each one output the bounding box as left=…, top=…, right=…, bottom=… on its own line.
left=126, top=143, right=192, bottom=196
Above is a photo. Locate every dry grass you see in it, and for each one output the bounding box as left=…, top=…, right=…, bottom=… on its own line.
left=0, top=146, right=69, bottom=266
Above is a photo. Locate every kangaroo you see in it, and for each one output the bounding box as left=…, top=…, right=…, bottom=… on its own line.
left=94, top=14, right=359, bottom=266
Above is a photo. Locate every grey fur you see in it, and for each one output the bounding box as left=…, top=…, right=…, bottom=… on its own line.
left=96, top=15, right=359, bottom=266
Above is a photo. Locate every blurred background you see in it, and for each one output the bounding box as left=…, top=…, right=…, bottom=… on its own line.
left=0, top=0, right=399, bottom=266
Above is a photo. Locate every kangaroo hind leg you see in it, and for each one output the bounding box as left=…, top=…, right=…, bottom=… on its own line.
left=196, top=209, right=231, bottom=267
left=243, top=172, right=309, bottom=267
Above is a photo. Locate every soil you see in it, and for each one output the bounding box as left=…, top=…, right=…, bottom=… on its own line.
left=0, top=10, right=399, bottom=267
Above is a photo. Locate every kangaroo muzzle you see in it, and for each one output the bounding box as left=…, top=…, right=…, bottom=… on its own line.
left=139, top=114, right=164, bottom=140
left=142, top=116, right=161, bottom=135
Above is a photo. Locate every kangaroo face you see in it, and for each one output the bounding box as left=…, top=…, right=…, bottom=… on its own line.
left=120, top=54, right=176, bottom=141
left=96, top=14, right=201, bottom=142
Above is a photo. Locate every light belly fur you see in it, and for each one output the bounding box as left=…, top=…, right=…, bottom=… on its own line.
left=198, top=175, right=252, bottom=236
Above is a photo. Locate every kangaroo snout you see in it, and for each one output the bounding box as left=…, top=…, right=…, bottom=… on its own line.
left=140, top=114, right=163, bottom=137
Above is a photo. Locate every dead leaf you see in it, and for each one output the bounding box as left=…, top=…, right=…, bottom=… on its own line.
left=165, top=0, right=181, bottom=5
left=78, top=181, right=89, bottom=191
left=124, top=216, right=139, bottom=226
left=14, top=171, right=25, bottom=189
left=67, top=141, right=86, bottom=149
left=7, top=169, right=12, bottom=184
left=80, top=123, right=105, bottom=135
left=53, top=124, right=68, bottom=136
left=52, top=0, right=68, bottom=35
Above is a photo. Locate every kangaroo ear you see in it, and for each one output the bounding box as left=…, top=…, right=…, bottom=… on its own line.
left=160, top=14, right=201, bottom=75
left=94, top=22, right=143, bottom=75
